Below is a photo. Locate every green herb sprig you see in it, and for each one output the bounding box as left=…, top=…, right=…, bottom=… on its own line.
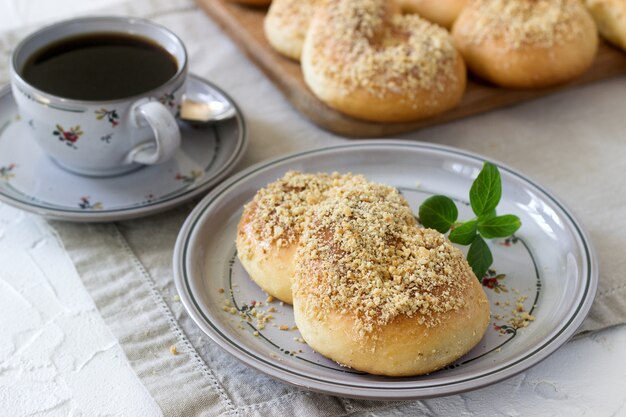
left=418, top=162, right=521, bottom=280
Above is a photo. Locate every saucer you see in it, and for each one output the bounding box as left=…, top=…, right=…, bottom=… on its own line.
left=0, top=74, right=247, bottom=222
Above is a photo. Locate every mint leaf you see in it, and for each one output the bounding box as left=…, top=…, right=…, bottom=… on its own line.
left=478, top=214, right=521, bottom=239
left=418, top=195, right=458, bottom=233
left=470, top=162, right=502, bottom=217
left=449, top=220, right=477, bottom=245
left=417, top=163, right=519, bottom=279
left=467, top=236, right=493, bottom=280
left=478, top=209, right=497, bottom=222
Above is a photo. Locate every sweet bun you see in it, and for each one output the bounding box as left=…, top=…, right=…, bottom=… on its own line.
left=236, top=171, right=366, bottom=304
left=237, top=201, right=298, bottom=303
left=225, top=0, right=271, bottom=6
left=293, top=183, right=490, bottom=376
left=398, top=0, right=467, bottom=28
left=452, top=0, right=598, bottom=88
left=265, top=0, right=318, bottom=60
left=301, top=0, right=467, bottom=123
left=585, top=0, right=626, bottom=52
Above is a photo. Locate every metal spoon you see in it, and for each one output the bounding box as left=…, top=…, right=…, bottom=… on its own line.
left=179, top=93, right=236, bottom=124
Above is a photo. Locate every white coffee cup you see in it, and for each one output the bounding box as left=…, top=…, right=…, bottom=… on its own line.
left=10, top=17, right=187, bottom=177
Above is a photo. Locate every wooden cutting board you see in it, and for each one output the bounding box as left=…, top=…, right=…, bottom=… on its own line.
left=198, top=0, right=626, bottom=137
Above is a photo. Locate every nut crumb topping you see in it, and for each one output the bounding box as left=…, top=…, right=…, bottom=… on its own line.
left=460, top=0, right=590, bottom=49
left=293, top=181, right=471, bottom=336
left=267, top=0, right=320, bottom=45
left=241, top=171, right=368, bottom=249
left=308, top=0, right=459, bottom=99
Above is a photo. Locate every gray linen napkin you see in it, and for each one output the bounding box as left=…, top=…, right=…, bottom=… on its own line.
left=2, top=0, right=625, bottom=414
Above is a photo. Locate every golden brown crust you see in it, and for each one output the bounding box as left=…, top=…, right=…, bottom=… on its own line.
left=452, top=0, right=598, bottom=88
left=585, top=0, right=626, bottom=52
left=398, top=0, right=468, bottom=28
left=294, top=270, right=490, bottom=376
left=235, top=171, right=368, bottom=304
left=292, top=183, right=490, bottom=375
left=237, top=202, right=297, bottom=303
left=264, top=0, right=319, bottom=61
left=294, top=184, right=472, bottom=334
left=301, top=0, right=466, bottom=123
left=238, top=173, right=491, bottom=375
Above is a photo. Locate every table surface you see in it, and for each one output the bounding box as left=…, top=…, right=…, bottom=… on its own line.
left=0, top=2, right=625, bottom=416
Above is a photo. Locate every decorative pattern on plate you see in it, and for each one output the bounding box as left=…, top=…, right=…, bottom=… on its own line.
left=78, top=196, right=103, bottom=210
left=220, top=216, right=540, bottom=375
left=53, top=124, right=83, bottom=148
left=0, top=163, right=16, bottom=181
left=482, top=269, right=508, bottom=293
left=223, top=249, right=367, bottom=374
left=95, top=108, right=120, bottom=127
left=100, top=133, right=113, bottom=144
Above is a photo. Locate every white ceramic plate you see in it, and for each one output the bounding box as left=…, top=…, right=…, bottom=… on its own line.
left=173, top=141, right=597, bottom=399
left=0, top=74, right=247, bottom=222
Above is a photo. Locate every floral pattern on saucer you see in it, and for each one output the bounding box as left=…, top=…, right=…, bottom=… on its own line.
left=175, top=169, right=203, bottom=183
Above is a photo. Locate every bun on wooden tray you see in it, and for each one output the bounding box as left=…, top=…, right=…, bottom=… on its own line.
left=301, top=0, right=466, bottom=123
left=292, top=182, right=490, bottom=376
left=452, top=0, right=598, bottom=88
left=585, top=0, right=626, bottom=52
left=265, top=0, right=319, bottom=60
left=398, top=0, right=467, bottom=28
left=236, top=171, right=367, bottom=304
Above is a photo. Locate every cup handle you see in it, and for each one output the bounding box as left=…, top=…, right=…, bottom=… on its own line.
left=126, top=99, right=180, bottom=165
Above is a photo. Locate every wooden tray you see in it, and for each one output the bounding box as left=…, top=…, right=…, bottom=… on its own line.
left=198, top=0, right=626, bottom=137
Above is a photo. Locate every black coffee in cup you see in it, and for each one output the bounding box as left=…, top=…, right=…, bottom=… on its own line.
left=21, top=32, right=178, bottom=101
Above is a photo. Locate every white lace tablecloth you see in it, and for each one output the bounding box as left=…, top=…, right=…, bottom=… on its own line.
left=1, top=1, right=625, bottom=416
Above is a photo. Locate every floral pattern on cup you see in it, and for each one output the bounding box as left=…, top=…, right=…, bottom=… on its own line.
left=53, top=124, right=83, bottom=149
left=100, top=133, right=113, bottom=144
left=95, top=108, right=120, bottom=127
left=175, top=169, right=202, bottom=183
left=78, top=196, right=103, bottom=210
left=0, top=163, right=16, bottom=180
